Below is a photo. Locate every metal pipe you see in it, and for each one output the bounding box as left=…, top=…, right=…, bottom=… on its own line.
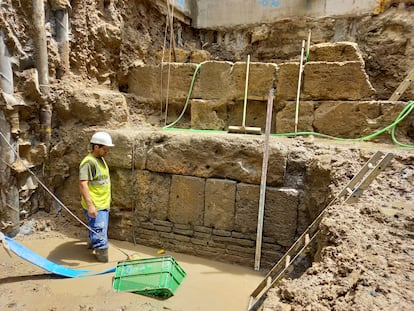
left=55, top=9, right=70, bottom=78
left=32, top=0, right=51, bottom=143
left=0, top=32, right=13, bottom=94
left=32, top=0, right=49, bottom=95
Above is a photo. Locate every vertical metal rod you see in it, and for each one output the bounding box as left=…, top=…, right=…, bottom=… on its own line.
left=306, top=29, right=311, bottom=62
left=0, top=32, right=14, bottom=94
left=254, top=88, right=274, bottom=271
left=164, top=0, right=174, bottom=126
left=294, top=40, right=305, bottom=134
left=33, top=0, right=51, bottom=145
left=242, top=55, right=251, bottom=128
left=55, top=9, right=70, bottom=77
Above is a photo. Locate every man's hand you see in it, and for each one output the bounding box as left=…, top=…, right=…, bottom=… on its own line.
left=87, top=206, right=98, bottom=218
left=80, top=180, right=97, bottom=218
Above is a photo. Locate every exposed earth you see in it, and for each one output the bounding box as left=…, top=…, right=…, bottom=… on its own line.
left=1, top=139, right=413, bottom=311
left=0, top=1, right=414, bottom=311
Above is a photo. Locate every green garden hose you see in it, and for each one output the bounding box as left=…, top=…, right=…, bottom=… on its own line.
left=270, top=101, right=414, bottom=148
left=163, top=62, right=203, bottom=129
left=162, top=62, right=414, bottom=149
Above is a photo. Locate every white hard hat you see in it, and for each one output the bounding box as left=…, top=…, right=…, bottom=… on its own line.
left=90, top=132, right=114, bottom=147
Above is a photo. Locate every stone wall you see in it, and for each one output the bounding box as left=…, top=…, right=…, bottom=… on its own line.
left=128, top=42, right=413, bottom=143
left=57, top=130, right=337, bottom=269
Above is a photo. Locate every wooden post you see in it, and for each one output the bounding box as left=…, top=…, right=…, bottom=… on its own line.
left=254, top=88, right=274, bottom=271
left=294, top=40, right=305, bottom=134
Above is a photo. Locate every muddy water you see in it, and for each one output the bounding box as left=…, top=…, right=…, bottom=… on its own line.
left=0, top=236, right=264, bottom=311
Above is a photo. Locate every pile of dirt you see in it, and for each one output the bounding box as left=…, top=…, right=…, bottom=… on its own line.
left=263, top=200, right=414, bottom=310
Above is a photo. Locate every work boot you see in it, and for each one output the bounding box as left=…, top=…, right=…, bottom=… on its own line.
left=95, top=248, right=108, bottom=263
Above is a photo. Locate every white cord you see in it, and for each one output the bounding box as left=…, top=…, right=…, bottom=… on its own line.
left=0, top=130, right=133, bottom=258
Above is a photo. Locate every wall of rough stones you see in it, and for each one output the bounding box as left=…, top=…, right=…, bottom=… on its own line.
left=47, top=41, right=412, bottom=269
left=55, top=129, right=335, bottom=269
left=128, top=42, right=412, bottom=142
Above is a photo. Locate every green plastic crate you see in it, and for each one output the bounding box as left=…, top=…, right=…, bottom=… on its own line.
left=112, top=256, right=186, bottom=298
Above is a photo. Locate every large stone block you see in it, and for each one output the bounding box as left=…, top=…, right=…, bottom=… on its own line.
left=127, top=65, right=158, bottom=98
left=276, top=61, right=375, bottom=101
left=146, top=132, right=287, bottom=185
left=190, top=50, right=211, bottom=63
left=192, top=61, right=233, bottom=99
left=263, top=188, right=299, bottom=247
left=103, top=129, right=134, bottom=169
left=55, top=87, right=128, bottom=126
left=308, top=42, right=364, bottom=62
left=275, top=62, right=300, bottom=101
left=190, top=99, right=227, bottom=130
left=302, top=62, right=375, bottom=100
left=232, top=62, right=278, bottom=100
left=227, top=99, right=268, bottom=132
left=135, top=170, right=171, bottom=221
left=155, top=48, right=191, bottom=63
left=313, top=101, right=382, bottom=137
left=168, top=175, right=205, bottom=225
left=276, top=101, right=315, bottom=133
left=109, top=211, right=134, bottom=241
left=128, top=63, right=197, bottom=101
left=111, top=168, right=134, bottom=212
left=234, top=183, right=260, bottom=234
left=204, top=178, right=236, bottom=230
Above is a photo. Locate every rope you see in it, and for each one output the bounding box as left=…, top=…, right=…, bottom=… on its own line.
left=0, top=131, right=133, bottom=259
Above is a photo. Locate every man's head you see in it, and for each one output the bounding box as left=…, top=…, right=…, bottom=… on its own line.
left=90, top=132, right=114, bottom=157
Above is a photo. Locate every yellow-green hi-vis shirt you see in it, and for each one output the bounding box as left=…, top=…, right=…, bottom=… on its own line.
left=79, top=153, right=111, bottom=210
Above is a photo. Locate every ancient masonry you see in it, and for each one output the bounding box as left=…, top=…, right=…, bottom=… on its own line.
left=48, top=42, right=409, bottom=269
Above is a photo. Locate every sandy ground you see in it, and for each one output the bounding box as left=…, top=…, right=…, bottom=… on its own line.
left=0, top=212, right=263, bottom=311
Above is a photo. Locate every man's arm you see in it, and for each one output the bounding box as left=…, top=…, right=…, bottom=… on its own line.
left=79, top=180, right=98, bottom=218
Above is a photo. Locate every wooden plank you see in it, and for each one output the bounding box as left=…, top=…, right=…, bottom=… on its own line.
left=389, top=67, right=414, bottom=101
left=247, top=151, right=394, bottom=311
left=248, top=232, right=319, bottom=311
left=346, top=153, right=394, bottom=203
left=254, top=88, right=274, bottom=271
left=335, top=151, right=384, bottom=199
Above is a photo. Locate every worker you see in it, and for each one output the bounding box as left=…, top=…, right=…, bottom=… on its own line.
left=79, top=131, right=114, bottom=262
